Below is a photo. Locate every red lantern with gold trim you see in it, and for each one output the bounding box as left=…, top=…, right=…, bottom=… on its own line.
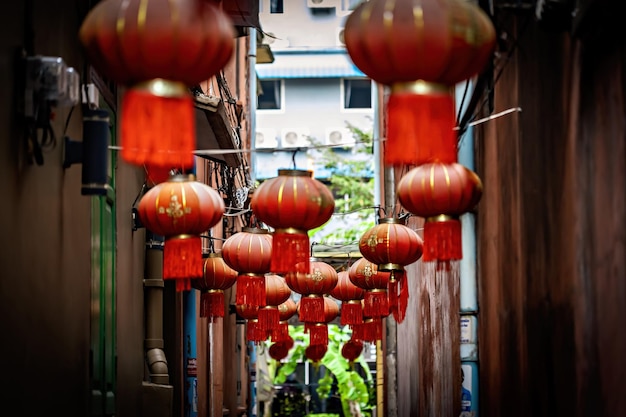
left=258, top=275, right=291, bottom=333
left=285, top=258, right=338, bottom=323
left=344, top=0, right=496, bottom=166
left=222, top=227, right=272, bottom=309
left=330, top=270, right=365, bottom=327
left=271, top=298, right=297, bottom=343
left=348, top=257, right=391, bottom=319
left=191, top=252, right=237, bottom=320
left=302, top=296, right=339, bottom=347
left=79, top=0, right=235, bottom=170
left=138, top=174, right=225, bottom=291
left=236, top=304, right=265, bottom=344
left=397, top=162, right=482, bottom=265
left=250, top=169, right=335, bottom=275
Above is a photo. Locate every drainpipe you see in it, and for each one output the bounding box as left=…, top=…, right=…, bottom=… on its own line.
left=457, top=83, right=480, bottom=415
left=249, top=27, right=258, bottom=185
left=144, top=232, right=170, bottom=384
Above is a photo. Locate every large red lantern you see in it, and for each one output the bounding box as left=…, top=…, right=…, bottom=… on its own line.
left=330, top=270, right=365, bottom=327
left=258, top=275, right=291, bottom=333
left=138, top=174, right=225, bottom=291
left=344, top=0, right=496, bottom=166
left=397, top=162, right=482, bottom=264
left=191, top=252, right=237, bottom=320
left=79, top=0, right=235, bottom=170
left=222, top=227, right=272, bottom=309
left=285, top=258, right=338, bottom=323
left=250, top=169, right=335, bottom=275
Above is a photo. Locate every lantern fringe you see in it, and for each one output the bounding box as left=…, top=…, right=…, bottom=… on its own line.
left=364, top=290, right=389, bottom=318
left=145, top=164, right=172, bottom=186
left=271, top=230, right=310, bottom=274
left=385, top=91, right=457, bottom=166
left=341, top=301, right=364, bottom=327
left=423, top=218, right=463, bottom=261
left=388, top=279, right=398, bottom=320
left=200, top=290, right=224, bottom=320
left=271, top=321, right=290, bottom=343
left=164, top=235, right=202, bottom=290
left=236, top=274, right=266, bottom=308
left=246, top=320, right=266, bottom=344
left=306, top=323, right=329, bottom=346
left=121, top=86, right=195, bottom=169
left=397, top=271, right=409, bottom=323
left=299, top=296, right=325, bottom=323
left=258, top=306, right=281, bottom=332
left=358, top=319, right=382, bottom=343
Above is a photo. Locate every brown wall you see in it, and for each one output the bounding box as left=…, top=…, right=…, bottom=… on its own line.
left=475, top=7, right=625, bottom=417
left=0, top=1, right=146, bottom=416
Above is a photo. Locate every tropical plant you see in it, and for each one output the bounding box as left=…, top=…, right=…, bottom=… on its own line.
left=268, top=324, right=375, bottom=417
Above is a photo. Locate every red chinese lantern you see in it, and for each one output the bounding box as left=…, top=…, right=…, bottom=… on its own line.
left=302, top=296, right=339, bottom=346
left=138, top=174, right=225, bottom=291
left=358, top=217, right=423, bottom=321
left=236, top=304, right=265, bottom=344
left=271, top=298, right=297, bottom=343
left=397, top=162, right=482, bottom=265
left=341, top=339, right=364, bottom=363
left=352, top=316, right=383, bottom=344
left=344, top=0, right=496, bottom=166
left=258, top=275, right=291, bottom=333
left=285, top=258, right=338, bottom=323
left=269, top=336, right=295, bottom=361
left=330, top=270, right=365, bottom=327
left=79, top=0, right=234, bottom=170
left=191, top=252, right=237, bottom=320
left=250, top=169, right=335, bottom=275
left=222, top=227, right=272, bottom=309
left=305, top=344, right=327, bottom=364
left=348, top=257, right=391, bottom=319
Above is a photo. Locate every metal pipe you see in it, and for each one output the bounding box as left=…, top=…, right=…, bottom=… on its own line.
left=144, top=233, right=170, bottom=385
left=249, top=27, right=258, bottom=184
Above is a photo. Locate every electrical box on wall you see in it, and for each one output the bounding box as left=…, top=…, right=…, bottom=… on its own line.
left=24, top=56, right=79, bottom=117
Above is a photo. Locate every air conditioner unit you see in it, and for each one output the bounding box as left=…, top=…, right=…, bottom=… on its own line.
left=255, top=128, right=278, bottom=149
left=335, top=27, right=346, bottom=47
left=308, top=0, right=338, bottom=8
left=325, top=127, right=355, bottom=148
left=280, top=128, right=311, bottom=148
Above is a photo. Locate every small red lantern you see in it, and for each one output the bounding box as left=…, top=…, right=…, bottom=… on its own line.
left=302, top=296, right=339, bottom=346
left=269, top=336, right=295, bottom=361
left=285, top=259, right=338, bottom=323
left=250, top=169, right=335, bottom=275
left=349, top=257, right=391, bottom=319
left=222, top=228, right=272, bottom=309
left=330, top=270, right=365, bottom=327
left=397, top=162, right=482, bottom=264
left=138, top=174, right=225, bottom=291
left=191, top=252, right=237, bottom=320
left=358, top=217, right=423, bottom=321
left=341, top=339, right=364, bottom=363
left=236, top=304, right=266, bottom=344
left=344, top=0, right=496, bottom=166
left=79, top=0, right=234, bottom=170
left=271, top=298, right=297, bottom=343
left=258, top=275, right=291, bottom=333
left=305, top=344, right=327, bottom=364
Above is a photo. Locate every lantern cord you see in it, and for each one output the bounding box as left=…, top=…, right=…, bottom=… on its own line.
left=454, top=107, right=522, bottom=132
left=132, top=182, right=147, bottom=207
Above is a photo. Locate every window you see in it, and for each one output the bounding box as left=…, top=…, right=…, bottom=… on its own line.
left=340, top=0, right=362, bottom=12
left=258, top=79, right=282, bottom=110
left=343, top=78, right=372, bottom=109
left=270, top=0, right=283, bottom=13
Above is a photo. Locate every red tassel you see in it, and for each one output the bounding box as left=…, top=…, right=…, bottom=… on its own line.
left=246, top=319, right=267, bottom=344
left=258, top=306, right=281, bottom=332
left=395, top=271, right=409, bottom=324
left=145, top=164, right=172, bottom=186
left=361, top=318, right=382, bottom=343
left=307, top=323, right=329, bottom=346
left=200, top=290, right=224, bottom=320
left=299, top=295, right=325, bottom=323
left=235, top=274, right=266, bottom=308
left=364, top=289, right=389, bottom=318
left=385, top=84, right=457, bottom=166
left=423, top=217, right=463, bottom=261
left=271, top=230, right=310, bottom=274
left=341, top=301, right=363, bottom=327
left=121, top=81, right=195, bottom=169
left=388, top=278, right=398, bottom=319
left=271, top=321, right=290, bottom=343
left=164, top=235, right=202, bottom=291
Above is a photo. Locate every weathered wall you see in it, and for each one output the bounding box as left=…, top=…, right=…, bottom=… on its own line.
left=475, top=6, right=625, bottom=417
